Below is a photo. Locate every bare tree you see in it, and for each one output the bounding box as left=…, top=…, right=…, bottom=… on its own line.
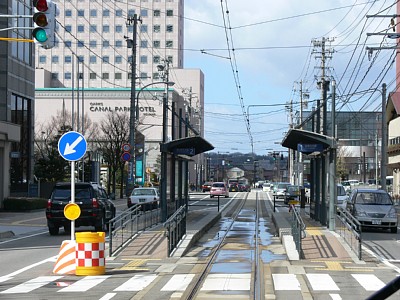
left=337, top=145, right=352, bottom=181
left=97, top=112, right=130, bottom=198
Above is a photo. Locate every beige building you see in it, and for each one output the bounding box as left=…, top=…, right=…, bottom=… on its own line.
left=387, top=94, right=400, bottom=197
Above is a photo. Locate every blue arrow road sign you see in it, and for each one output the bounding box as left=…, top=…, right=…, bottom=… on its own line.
left=58, top=131, right=87, bottom=161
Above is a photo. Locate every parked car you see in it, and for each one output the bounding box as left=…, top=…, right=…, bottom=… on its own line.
left=341, top=181, right=351, bottom=193
left=128, top=187, right=160, bottom=210
left=274, top=182, right=291, bottom=199
left=336, top=184, right=348, bottom=211
left=201, top=182, right=213, bottom=192
left=346, top=188, right=398, bottom=233
left=210, top=182, right=229, bottom=198
left=229, top=183, right=239, bottom=192
left=284, top=185, right=301, bottom=205
left=46, top=182, right=116, bottom=235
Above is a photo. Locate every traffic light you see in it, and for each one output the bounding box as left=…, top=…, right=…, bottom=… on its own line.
left=32, top=0, right=56, bottom=49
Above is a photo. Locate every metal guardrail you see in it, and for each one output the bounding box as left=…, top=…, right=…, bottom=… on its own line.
left=108, top=202, right=161, bottom=257
left=163, top=205, right=187, bottom=256
left=335, top=207, right=362, bottom=260
left=291, top=207, right=306, bottom=259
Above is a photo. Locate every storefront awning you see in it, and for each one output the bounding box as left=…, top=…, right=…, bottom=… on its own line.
left=281, top=129, right=336, bottom=154
left=160, top=136, right=214, bottom=156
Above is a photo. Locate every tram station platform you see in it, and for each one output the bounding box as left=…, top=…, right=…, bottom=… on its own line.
left=111, top=190, right=374, bottom=265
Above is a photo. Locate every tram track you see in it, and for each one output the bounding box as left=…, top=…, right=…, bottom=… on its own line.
left=184, top=191, right=265, bottom=300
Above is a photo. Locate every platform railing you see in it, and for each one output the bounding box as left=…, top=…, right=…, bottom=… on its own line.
left=335, top=207, right=362, bottom=260
left=108, top=201, right=161, bottom=257
left=291, top=206, right=306, bottom=259
left=163, top=204, right=187, bottom=256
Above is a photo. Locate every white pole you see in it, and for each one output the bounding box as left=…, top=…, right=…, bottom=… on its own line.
left=71, top=161, right=75, bottom=241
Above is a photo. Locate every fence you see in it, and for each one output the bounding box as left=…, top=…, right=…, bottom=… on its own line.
left=163, top=205, right=187, bottom=256
left=335, top=207, right=362, bottom=260
left=108, top=202, right=161, bottom=257
left=291, top=207, right=306, bottom=259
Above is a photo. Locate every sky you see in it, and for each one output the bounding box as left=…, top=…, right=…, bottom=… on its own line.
left=182, top=0, right=398, bottom=155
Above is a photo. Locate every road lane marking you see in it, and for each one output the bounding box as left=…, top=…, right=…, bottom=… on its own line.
left=161, top=274, right=195, bottom=291
left=99, top=293, right=116, bottom=300
left=1, top=276, right=62, bottom=294
left=201, top=273, right=251, bottom=291
left=59, top=276, right=110, bottom=292
left=351, top=274, right=385, bottom=291
left=272, top=274, right=301, bottom=290
left=0, top=231, right=48, bottom=244
left=114, top=274, right=157, bottom=291
left=306, top=274, right=339, bottom=290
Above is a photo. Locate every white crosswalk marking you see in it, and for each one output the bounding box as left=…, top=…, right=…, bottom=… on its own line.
left=0, top=276, right=63, bottom=294
left=306, top=274, right=340, bottom=291
left=272, top=274, right=301, bottom=290
left=161, top=274, right=195, bottom=291
left=201, top=274, right=251, bottom=291
left=58, top=275, right=110, bottom=292
left=114, top=274, right=157, bottom=291
left=351, top=274, right=385, bottom=291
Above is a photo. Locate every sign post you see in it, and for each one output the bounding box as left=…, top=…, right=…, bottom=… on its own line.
left=58, top=131, right=87, bottom=240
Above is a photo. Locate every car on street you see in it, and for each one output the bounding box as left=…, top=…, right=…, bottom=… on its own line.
left=201, top=182, right=213, bottom=192
left=262, top=182, right=272, bottom=192
left=274, top=182, right=291, bottom=199
left=210, top=182, right=229, bottom=198
left=46, top=182, right=116, bottom=235
left=229, top=182, right=239, bottom=192
left=239, top=183, right=251, bottom=192
left=336, top=184, right=348, bottom=211
left=346, top=188, right=398, bottom=233
left=128, top=187, right=160, bottom=210
left=284, top=185, right=301, bottom=205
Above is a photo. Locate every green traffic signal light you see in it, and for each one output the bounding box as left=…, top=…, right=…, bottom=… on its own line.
left=32, top=28, right=48, bottom=42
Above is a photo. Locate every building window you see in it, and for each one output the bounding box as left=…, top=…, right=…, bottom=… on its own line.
left=65, top=56, right=72, bottom=63
left=52, top=56, right=59, bottom=63
left=115, top=73, right=122, bottom=80
left=128, top=55, right=133, bottom=63
left=153, top=41, right=160, bottom=48
left=140, top=72, right=148, bottom=79
left=103, top=40, right=110, bottom=48
left=153, top=56, right=160, bottom=63
left=89, top=40, right=97, bottom=48
left=90, top=73, right=96, bottom=79
left=140, top=55, right=148, bottom=63
left=140, top=24, right=148, bottom=33
left=65, top=72, right=72, bottom=80
left=128, top=9, right=135, bottom=17
left=153, top=10, right=161, bottom=17
left=77, top=25, right=84, bottom=32
left=115, top=56, right=122, bottom=64
left=90, top=56, right=97, bottom=63
left=65, top=9, right=72, bottom=17
left=77, top=10, right=84, bottom=17
left=103, top=25, right=109, bottom=33
left=166, top=40, right=173, bottom=48
left=78, top=40, right=84, bottom=47
left=103, top=9, right=110, bottom=17
left=141, top=9, right=148, bottom=17
left=65, top=25, right=72, bottom=32
left=116, top=25, right=123, bottom=33
left=140, top=40, right=148, bottom=48
left=103, top=56, right=109, bottom=63
left=90, top=25, right=97, bottom=32
left=77, top=56, right=84, bottom=62
left=51, top=73, right=58, bottom=80
left=102, top=73, right=109, bottom=79
left=166, top=10, right=173, bottom=17
left=116, top=9, right=123, bottom=17
left=153, top=25, right=160, bottom=33
left=166, top=25, right=173, bottom=32
left=167, top=56, right=173, bottom=64
left=153, top=72, right=160, bottom=80
left=39, top=55, right=46, bottom=63
left=90, top=9, right=97, bottom=17
left=64, top=41, right=72, bottom=47
left=115, top=40, right=122, bottom=48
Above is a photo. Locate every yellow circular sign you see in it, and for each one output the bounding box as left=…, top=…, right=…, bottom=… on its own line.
left=64, top=203, right=81, bottom=221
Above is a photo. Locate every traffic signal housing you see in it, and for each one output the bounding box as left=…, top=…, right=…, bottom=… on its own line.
left=32, top=0, right=56, bottom=49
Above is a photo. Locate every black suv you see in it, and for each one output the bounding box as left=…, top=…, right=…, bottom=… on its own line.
left=46, top=182, right=116, bottom=235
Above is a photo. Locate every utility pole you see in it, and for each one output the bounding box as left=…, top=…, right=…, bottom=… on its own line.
left=126, top=14, right=139, bottom=196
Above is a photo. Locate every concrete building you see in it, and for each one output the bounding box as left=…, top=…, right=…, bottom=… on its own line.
left=0, top=0, right=35, bottom=207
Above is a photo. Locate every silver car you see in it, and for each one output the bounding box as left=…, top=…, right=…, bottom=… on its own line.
left=346, top=189, right=398, bottom=233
